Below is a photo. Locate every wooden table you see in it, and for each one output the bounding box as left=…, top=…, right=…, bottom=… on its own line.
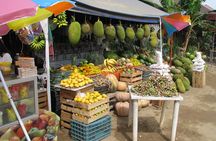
left=128, top=86, right=183, bottom=141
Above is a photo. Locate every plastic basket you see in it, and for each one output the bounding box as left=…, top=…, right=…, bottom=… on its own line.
left=71, top=116, right=111, bottom=141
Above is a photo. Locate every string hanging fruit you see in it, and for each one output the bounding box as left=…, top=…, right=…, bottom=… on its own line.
left=81, top=16, right=91, bottom=34
left=68, top=16, right=81, bottom=46
left=105, top=22, right=116, bottom=41
left=126, top=25, right=135, bottom=41
left=136, top=25, right=144, bottom=40
left=116, top=21, right=125, bottom=42
left=93, top=17, right=104, bottom=38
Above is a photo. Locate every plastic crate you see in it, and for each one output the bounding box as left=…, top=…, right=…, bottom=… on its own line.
left=71, top=116, right=111, bottom=141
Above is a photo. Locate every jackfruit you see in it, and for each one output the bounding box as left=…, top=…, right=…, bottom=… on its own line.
left=143, top=24, right=150, bottom=37
left=93, top=19, right=104, bottom=38
left=150, top=31, right=157, bottom=38
left=173, top=59, right=183, bottom=67
left=183, top=77, right=190, bottom=85
left=116, top=24, right=125, bottom=42
left=126, top=26, right=135, bottom=40
left=68, top=18, right=81, bottom=46
left=173, top=74, right=184, bottom=81
left=105, top=24, right=116, bottom=40
left=177, top=67, right=186, bottom=74
left=150, top=37, right=158, bottom=47
left=136, top=27, right=144, bottom=40
left=176, top=79, right=186, bottom=93
left=81, top=22, right=90, bottom=34
left=182, top=77, right=190, bottom=91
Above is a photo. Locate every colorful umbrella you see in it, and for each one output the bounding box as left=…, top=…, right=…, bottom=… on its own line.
left=162, top=13, right=191, bottom=37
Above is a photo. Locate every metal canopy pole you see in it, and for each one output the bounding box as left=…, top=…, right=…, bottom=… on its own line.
left=0, top=71, right=31, bottom=141
left=159, top=17, right=163, bottom=55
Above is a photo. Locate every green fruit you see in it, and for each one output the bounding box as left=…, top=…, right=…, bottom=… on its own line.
left=173, top=74, right=184, bottom=81
left=139, top=54, right=147, bottom=60
left=180, top=57, right=192, bottom=64
left=136, top=27, right=144, bottom=40
left=150, top=31, right=157, bottom=38
left=189, top=54, right=195, bottom=60
left=186, top=52, right=191, bottom=58
left=173, top=59, right=183, bottom=67
left=93, top=19, right=104, bottom=38
left=28, top=128, right=46, bottom=138
left=171, top=68, right=181, bottom=74
left=139, top=59, right=145, bottom=64
left=150, top=37, right=158, bottom=47
left=183, top=77, right=190, bottom=85
left=6, top=108, right=16, bottom=122
left=68, top=20, right=81, bottom=46
left=116, top=25, right=125, bottom=42
left=0, top=88, right=9, bottom=104
left=105, top=24, right=116, bottom=40
left=126, top=27, right=135, bottom=40
left=181, top=77, right=190, bottom=91
left=177, top=67, right=186, bottom=74
left=143, top=24, right=150, bottom=37
left=146, top=57, right=155, bottom=64
left=176, top=79, right=186, bottom=93
left=81, top=23, right=90, bottom=34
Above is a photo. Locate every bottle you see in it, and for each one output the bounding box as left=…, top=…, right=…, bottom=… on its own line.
left=14, top=53, right=20, bottom=75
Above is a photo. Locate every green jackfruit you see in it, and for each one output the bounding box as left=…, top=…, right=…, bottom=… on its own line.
left=171, top=68, right=181, bottom=74
left=150, top=31, right=157, bottom=38
left=93, top=19, right=104, bottom=38
left=136, top=27, right=144, bottom=40
left=189, top=54, right=195, bottom=60
left=173, top=59, right=183, bottom=67
left=181, top=77, right=190, bottom=91
left=176, top=79, right=186, bottom=93
left=184, top=77, right=190, bottom=85
left=180, top=57, right=192, bottom=65
left=68, top=19, right=81, bottom=46
left=143, top=24, right=150, bottom=37
left=146, top=57, right=155, bottom=64
left=81, top=23, right=90, bottom=34
left=105, top=24, right=116, bottom=40
left=126, top=26, right=135, bottom=40
left=116, top=25, right=125, bottom=42
left=150, top=37, right=158, bottom=47
left=177, top=67, right=186, bottom=74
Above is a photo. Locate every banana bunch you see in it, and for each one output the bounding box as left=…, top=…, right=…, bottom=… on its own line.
left=104, top=59, right=117, bottom=67
left=102, top=66, right=117, bottom=73
left=30, top=34, right=45, bottom=50
left=52, top=12, right=68, bottom=28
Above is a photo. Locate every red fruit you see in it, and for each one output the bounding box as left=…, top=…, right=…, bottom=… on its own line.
left=32, top=137, right=43, bottom=141
left=9, top=136, right=20, bottom=141
left=39, top=114, right=49, bottom=122
left=33, top=118, right=48, bottom=129
left=16, top=120, right=32, bottom=138
left=17, top=104, right=27, bottom=117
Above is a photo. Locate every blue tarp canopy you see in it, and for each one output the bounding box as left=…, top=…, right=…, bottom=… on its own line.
left=70, top=0, right=168, bottom=23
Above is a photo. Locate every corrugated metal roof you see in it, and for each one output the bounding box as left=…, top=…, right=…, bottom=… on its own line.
left=75, top=0, right=168, bottom=17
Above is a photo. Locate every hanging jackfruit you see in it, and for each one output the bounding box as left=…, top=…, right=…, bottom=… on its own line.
left=93, top=19, right=104, bottom=38
left=81, top=22, right=90, bottom=34
left=143, top=24, right=150, bottom=37
left=116, top=23, right=125, bottom=42
left=126, top=26, right=135, bottom=41
left=136, top=27, right=144, bottom=40
left=105, top=24, right=116, bottom=40
left=150, top=37, right=158, bottom=47
left=68, top=17, right=81, bottom=46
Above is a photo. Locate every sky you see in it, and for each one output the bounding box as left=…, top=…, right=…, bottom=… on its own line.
left=203, top=0, right=216, bottom=10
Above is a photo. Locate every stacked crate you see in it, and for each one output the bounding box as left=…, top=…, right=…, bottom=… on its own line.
left=38, top=90, right=48, bottom=110
left=15, top=57, right=37, bottom=78
left=120, top=71, right=142, bottom=85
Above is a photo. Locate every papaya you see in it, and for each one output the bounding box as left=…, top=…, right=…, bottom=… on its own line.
left=176, top=67, right=186, bottom=74
left=180, top=57, right=192, bottom=65
left=93, top=19, right=104, bottom=38
left=173, top=59, right=183, bottom=67
left=173, top=74, right=184, bottom=81
left=68, top=17, right=81, bottom=46
left=181, top=77, right=190, bottom=91
left=171, top=68, right=181, bottom=74
left=176, top=79, right=186, bottom=93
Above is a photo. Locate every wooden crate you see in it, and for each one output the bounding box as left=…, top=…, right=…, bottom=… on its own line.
left=18, top=67, right=37, bottom=78
left=60, top=103, right=73, bottom=129
left=15, top=57, right=35, bottom=68
left=120, top=71, right=142, bottom=85
left=192, top=71, right=206, bottom=88
left=38, top=91, right=48, bottom=110
left=70, top=97, right=109, bottom=110
left=107, top=93, right=117, bottom=112
left=72, top=103, right=109, bottom=116
left=72, top=110, right=109, bottom=124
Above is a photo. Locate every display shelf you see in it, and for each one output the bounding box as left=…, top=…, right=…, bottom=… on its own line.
left=0, top=76, right=38, bottom=130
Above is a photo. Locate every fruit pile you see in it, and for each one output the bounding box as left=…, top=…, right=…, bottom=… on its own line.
left=92, top=75, right=112, bottom=93
left=138, top=54, right=156, bottom=66
left=102, top=59, right=118, bottom=73
left=60, top=71, right=93, bottom=88
left=74, top=91, right=107, bottom=104
left=132, top=74, right=178, bottom=97
left=130, top=58, right=142, bottom=66
left=171, top=53, right=195, bottom=93
left=0, top=110, right=59, bottom=141
left=73, top=108, right=108, bottom=119
left=79, top=63, right=101, bottom=76
left=59, top=64, right=74, bottom=71
left=116, top=58, right=132, bottom=68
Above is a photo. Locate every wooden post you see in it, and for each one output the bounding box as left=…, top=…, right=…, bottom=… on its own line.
left=192, top=71, right=206, bottom=88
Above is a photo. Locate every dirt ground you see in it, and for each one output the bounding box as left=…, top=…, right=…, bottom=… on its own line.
left=58, top=64, right=216, bottom=141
